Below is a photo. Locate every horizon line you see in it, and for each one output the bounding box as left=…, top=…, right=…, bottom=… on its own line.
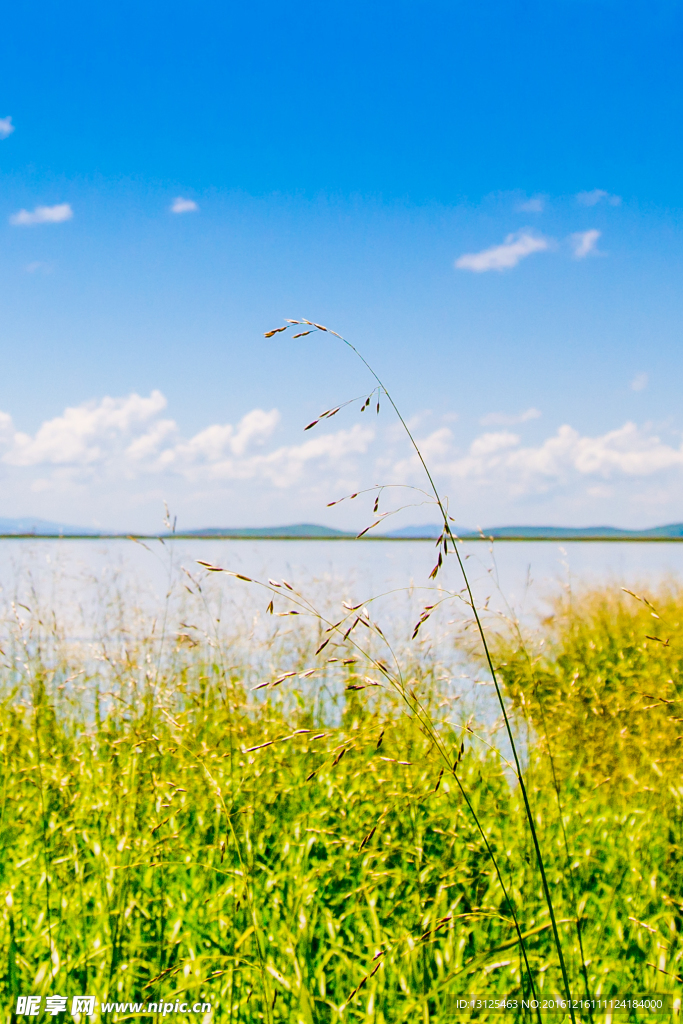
left=2, top=532, right=683, bottom=543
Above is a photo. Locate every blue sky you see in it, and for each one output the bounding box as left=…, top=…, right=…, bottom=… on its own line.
left=2, top=0, right=683, bottom=531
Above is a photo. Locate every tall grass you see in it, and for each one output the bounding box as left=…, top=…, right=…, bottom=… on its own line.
left=0, top=571, right=682, bottom=1020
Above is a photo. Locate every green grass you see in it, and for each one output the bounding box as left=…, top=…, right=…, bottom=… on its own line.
left=0, top=569, right=682, bottom=1022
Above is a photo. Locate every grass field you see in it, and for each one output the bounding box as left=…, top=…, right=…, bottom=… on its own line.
left=0, top=555, right=682, bottom=1022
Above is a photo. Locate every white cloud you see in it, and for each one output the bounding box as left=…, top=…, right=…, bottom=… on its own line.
left=470, top=431, right=520, bottom=457
left=631, top=372, right=648, bottom=392
left=577, top=189, right=621, bottom=207
left=169, top=409, right=283, bottom=468
left=4, top=391, right=169, bottom=467
left=570, top=229, right=601, bottom=259
left=0, top=391, right=373, bottom=492
left=0, top=412, right=14, bottom=447
left=385, top=420, right=683, bottom=523
left=171, top=197, right=199, bottom=214
left=455, top=231, right=549, bottom=272
left=480, top=408, right=541, bottom=426
left=514, top=423, right=683, bottom=479
left=0, top=116, right=15, bottom=139
left=7, top=391, right=683, bottom=526
left=125, top=418, right=178, bottom=462
left=10, top=203, right=73, bottom=226
left=433, top=422, right=683, bottom=493
left=208, top=424, right=374, bottom=488
left=517, top=196, right=545, bottom=213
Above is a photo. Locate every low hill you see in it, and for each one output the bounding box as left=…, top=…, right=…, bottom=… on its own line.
left=383, top=524, right=467, bottom=538
left=182, top=523, right=350, bottom=538
left=485, top=523, right=683, bottom=539
left=384, top=523, right=683, bottom=540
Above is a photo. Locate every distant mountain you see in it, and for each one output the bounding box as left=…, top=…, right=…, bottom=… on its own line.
left=3, top=518, right=683, bottom=540
left=383, top=522, right=683, bottom=540
left=383, top=524, right=469, bottom=538
left=182, top=523, right=351, bottom=538
left=639, top=523, right=683, bottom=538
left=0, top=517, right=101, bottom=536
left=488, top=525, right=626, bottom=538
left=485, top=523, right=683, bottom=539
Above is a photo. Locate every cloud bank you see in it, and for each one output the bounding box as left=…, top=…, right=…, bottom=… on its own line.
left=3, top=391, right=683, bottom=527
left=0, top=392, right=374, bottom=493
left=397, top=423, right=683, bottom=500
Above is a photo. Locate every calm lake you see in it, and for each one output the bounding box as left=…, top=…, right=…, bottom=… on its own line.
left=3, top=536, right=681, bottom=739
left=2, top=536, right=682, bottom=632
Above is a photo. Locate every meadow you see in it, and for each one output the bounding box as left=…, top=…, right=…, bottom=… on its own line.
left=0, top=541, right=682, bottom=1023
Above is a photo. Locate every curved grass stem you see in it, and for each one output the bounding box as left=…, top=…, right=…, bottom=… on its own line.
left=271, top=319, right=576, bottom=1019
